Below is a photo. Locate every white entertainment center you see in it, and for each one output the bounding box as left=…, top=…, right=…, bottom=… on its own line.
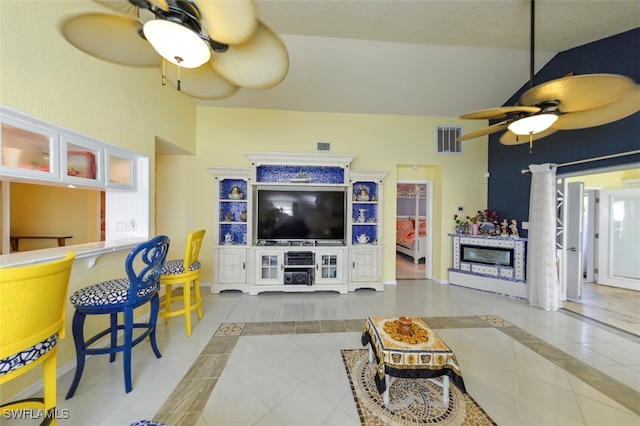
left=209, top=153, right=386, bottom=295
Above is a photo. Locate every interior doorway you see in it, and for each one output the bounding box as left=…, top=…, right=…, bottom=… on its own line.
left=560, top=165, right=640, bottom=336
left=395, top=180, right=431, bottom=280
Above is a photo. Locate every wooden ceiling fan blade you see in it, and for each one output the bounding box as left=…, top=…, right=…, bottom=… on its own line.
left=163, top=62, right=239, bottom=99
left=460, top=106, right=541, bottom=120
left=457, top=121, right=509, bottom=141
left=93, top=0, right=137, bottom=16
left=211, top=22, right=289, bottom=90
left=553, top=86, right=640, bottom=130
left=94, top=0, right=169, bottom=16
left=520, top=74, right=635, bottom=113
left=499, top=127, right=557, bottom=145
left=61, top=13, right=158, bottom=67
left=196, top=0, right=258, bottom=45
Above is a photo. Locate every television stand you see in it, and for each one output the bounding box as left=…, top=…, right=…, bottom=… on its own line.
left=248, top=246, right=348, bottom=295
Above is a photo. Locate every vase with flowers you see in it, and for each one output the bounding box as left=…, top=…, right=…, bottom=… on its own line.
left=454, top=214, right=469, bottom=234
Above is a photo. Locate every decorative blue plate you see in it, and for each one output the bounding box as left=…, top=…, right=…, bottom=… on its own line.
left=479, top=222, right=496, bottom=235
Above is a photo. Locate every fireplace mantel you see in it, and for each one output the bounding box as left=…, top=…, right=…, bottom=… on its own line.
left=448, top=234, right=526, bottom=299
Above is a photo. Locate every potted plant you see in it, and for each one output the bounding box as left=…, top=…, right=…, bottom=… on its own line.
left=454, top=215, right=469, bottom=234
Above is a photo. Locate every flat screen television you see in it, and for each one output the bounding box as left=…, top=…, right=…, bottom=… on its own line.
left=256, top=187, right=346, bottom=241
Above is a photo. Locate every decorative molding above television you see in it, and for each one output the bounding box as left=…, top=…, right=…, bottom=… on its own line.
left=245, top=152, right=355, bottom=168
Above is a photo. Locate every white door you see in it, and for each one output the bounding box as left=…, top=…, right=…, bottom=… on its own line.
left=565, top=182, right=584, bottom=301
left=597, top=188, right=640, bottom=291
left=583, top=190, right=597, bottom=283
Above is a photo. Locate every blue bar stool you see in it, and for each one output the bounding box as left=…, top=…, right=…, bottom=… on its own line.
left=65, top=236, right=170, bottom=399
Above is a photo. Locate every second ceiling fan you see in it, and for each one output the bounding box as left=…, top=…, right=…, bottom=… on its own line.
left=457, top=0, right=640, bottom=150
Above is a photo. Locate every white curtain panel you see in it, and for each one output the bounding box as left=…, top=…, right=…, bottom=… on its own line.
left=526, top=163, right=561, bottom=311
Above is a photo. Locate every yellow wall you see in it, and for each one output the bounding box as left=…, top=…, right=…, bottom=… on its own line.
left=566, top=168, right=640, bottom=189
left=0, top=0, right=197, bottom=231
left=10, top=183, right=100, bottom=251
left=155, top=107, right=489, bottom=283
left=1, top=1, right=196, bottom=400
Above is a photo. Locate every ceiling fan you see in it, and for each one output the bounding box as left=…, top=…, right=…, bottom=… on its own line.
left=60, top=0, right=289, bottom=100
left=457, top=0, right=640, bottom=150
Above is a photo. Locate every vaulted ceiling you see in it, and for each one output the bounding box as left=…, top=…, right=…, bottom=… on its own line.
left=199, top=0, right=640, bottom=117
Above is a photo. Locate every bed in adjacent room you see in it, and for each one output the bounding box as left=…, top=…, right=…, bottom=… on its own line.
left=396, top=216, right=427, bottom=264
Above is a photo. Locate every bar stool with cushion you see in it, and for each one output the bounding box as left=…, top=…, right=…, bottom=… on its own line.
left=160, top=229, right=206, bottom=336
left=65, top=236, right=169, bottom=399
left=0, top=252, right=75, bottom=426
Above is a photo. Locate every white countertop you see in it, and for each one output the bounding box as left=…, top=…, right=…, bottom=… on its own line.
left=0, top=238, right=147, bottom=268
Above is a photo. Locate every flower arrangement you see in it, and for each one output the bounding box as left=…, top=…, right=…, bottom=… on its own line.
left=454, top=214, right=469, bottom=226
left=468, top=209, right=498, bottom=224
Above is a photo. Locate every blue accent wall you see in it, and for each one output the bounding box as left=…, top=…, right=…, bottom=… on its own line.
left=488, top=28, right=640, bottom=236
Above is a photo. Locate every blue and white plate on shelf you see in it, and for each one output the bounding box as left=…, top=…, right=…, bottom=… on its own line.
left=479, top=222, right=496, bottom=235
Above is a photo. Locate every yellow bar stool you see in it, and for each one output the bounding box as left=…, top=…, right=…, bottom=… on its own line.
left=160, top=230, right=206, bottom=336
left=0, top=253, right=75, bottom=426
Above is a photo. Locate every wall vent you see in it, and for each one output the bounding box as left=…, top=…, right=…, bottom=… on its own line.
left=317, top=141, right=331, bottom=151
left=436, top=126, right=463, bottom=154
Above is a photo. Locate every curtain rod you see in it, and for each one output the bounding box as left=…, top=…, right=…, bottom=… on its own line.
left=520, top=150, right=640, bottom=174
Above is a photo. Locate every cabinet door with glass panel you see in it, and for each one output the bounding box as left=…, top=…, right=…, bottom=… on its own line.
left=255, top=249, right=283, bottom=285
left=315, top=248, right=345, bottom=285
left=1, top=117, right=59, bottom=181
left=61, top=135, right=104, bottom=187
left=106, top=151, right=136, bottom=189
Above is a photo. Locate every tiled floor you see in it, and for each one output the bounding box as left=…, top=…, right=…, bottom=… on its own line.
left=563, top=282, right=640, bottom=336
left=4, top=280, right=640, bottom=425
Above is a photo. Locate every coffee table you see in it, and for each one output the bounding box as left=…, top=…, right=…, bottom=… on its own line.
left=361, top=316, right=466, bottom=406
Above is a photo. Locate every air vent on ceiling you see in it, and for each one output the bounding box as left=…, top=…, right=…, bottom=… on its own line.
left=317, top=141, right=331, bottom=151
left=436, top=126, right=463, bottom=154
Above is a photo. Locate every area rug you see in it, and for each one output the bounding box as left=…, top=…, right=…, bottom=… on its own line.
left=341, top=349, right=496, bottom=426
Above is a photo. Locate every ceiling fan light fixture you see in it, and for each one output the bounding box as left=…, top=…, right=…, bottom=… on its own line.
left=507, top=113, right=558, bottom=135
left=143, top=19, right=210, bottom=68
